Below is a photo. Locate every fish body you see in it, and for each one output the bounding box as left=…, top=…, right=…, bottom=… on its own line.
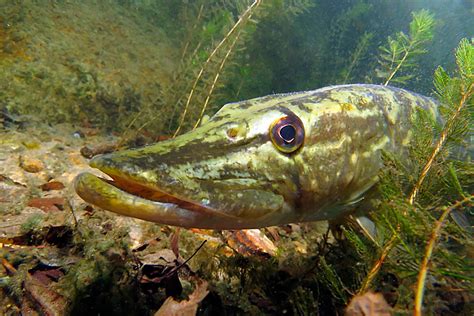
left=74, top=84, right=438, bottom=229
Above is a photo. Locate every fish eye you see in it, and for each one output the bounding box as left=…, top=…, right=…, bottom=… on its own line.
left=270, top=114, right=304, bottom=153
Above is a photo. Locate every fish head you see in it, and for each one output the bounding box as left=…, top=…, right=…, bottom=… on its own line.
left=75, top=86, right=395, bottom=229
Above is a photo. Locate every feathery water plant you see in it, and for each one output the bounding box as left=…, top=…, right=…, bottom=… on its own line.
left=358, top=38, right=473, bottom=314
left=376, top=9, right=435, bottom=86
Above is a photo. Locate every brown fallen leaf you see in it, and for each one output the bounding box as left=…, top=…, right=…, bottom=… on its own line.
left=225, top=229, right=277, bottom=257
left=345, top=291, right=391, bottom=316
left=40, top=181, right=65, bottom=191
left=30, top=267, right=64, bottom=286
left=155, top=281, right=209, bottom=316
left=28, top=197, right=65, bottom=212
left=24, top=271, right=69, bottom=316
left=138, top=249, right=184, bottom=297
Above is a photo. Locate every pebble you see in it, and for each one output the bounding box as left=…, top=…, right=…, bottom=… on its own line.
left=19, top=156, right=45, bottom=173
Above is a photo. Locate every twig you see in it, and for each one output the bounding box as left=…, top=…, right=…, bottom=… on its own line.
left=1, top=258, right=17, bottom=274
left=162, top=240, right=207, bottom=280
left=193, top=28, right=243, bottom=129
left=414, top=195, right=474, bottom=316
left=358, top=233, right=398, bottom=294
left=173, top=0, right=262, bottom=137
left=66, top=199, right=79, bottom=228
left=409, top=82, right=473, bottom=204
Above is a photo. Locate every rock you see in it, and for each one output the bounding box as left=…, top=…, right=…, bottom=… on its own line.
left=19, top=156, right=45, bottom=173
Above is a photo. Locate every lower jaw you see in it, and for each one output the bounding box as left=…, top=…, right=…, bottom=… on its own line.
left=73, top=172, right=245, bottom=228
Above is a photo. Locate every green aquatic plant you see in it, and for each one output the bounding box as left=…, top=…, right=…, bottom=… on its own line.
left=328, top=1, right=374, bottom=84
left=376, top=9, right=435, bottom=86
left=173, top=0, right=263, bottom=136
left=357, top=38, right=473, bottom=314
left=413, top=38, right=473, bottom=315
left=120, top=0, right=260, bottom=138
left=168, top=0, right=314, bottom=136
left=340, top=32, right=373, bottom=84
left=20, top=213, right=44, bottom=234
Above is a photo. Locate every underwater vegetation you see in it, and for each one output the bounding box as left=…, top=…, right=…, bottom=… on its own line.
left=0, top=0, right=473, bottom=315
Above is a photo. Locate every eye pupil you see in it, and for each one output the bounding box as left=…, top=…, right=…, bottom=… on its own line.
left=279, top=124, right=296, bottom=143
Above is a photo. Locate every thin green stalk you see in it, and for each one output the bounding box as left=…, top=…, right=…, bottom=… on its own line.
left=414, top=195, right=474, bottom=316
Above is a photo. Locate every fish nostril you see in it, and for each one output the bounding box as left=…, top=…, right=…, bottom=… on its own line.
left=226, top=127, right=239, bottom=139
left=89, top=155, right=105, bottom=169
left=89, top=154, right=115, bottom=170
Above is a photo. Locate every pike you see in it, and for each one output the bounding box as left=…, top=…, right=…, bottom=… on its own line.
left=74, top=84, right=438, bottom=229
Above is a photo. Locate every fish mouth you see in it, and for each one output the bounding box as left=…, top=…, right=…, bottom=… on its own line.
left=99, top=172, right=216, bottom=215
left=74, top=170, right=241, bottom=229
left=74, top=137, right=287, bottom=229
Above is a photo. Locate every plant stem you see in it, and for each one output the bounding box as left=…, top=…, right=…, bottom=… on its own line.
left=174, top=0, right=262, bottom=137
left=414, top=195, right=474, bottom=316
left=193, top=28, right=243, bottom=129
left=358, top=232, right=398, bottom=294
left=383, top=45, right=411, bottom=86
left=409, top=82, right=473, bottom=204
left=361, top=82, right=472, bottom=294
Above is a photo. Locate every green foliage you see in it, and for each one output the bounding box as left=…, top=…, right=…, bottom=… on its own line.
left=150, top=0, right=316, bottom=135
left=20, top=213, right=44, bottom=233
left=58, top=215, right=141, bottom=315
left=376, top=9, right=435, bottom=86
left=430, top=39, right=474, bottom=198
left=360, top=38, right=473, bottom=313
left=318, top=256, right=349, bottom=303
left=434, top=39, right=474, bottom=147
left=340, top=32, right=373, bottom=84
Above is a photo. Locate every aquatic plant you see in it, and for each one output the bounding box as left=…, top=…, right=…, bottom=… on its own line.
left=173, top=0, right=263, bottom=136
left=1, top=2, right=473, bottom=315
left=375, top=9, right=435, bottom=86
left=357, top=38, right=473, bottom=314
left=254, top=37, right=472, bottom=315
left=161, top=0, right=314, bottom=136
left=340, top=32, right=373, bottom=84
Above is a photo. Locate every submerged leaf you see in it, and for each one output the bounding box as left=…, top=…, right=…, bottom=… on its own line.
left=155, top=281, right=209, bottom=316
left=345, top=291, right=391, bottom=316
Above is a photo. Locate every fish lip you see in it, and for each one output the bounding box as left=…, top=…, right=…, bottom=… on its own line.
left=86, top=152, right=220, bottom=214
left=76, top=171, right=285, bottom=229
left=74, top=171, right=245, bottom=228
left=91, top=169, right=219, bottom=216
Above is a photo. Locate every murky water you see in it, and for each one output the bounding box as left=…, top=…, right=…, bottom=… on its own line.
left=0, top=1, right=472, bottom=315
